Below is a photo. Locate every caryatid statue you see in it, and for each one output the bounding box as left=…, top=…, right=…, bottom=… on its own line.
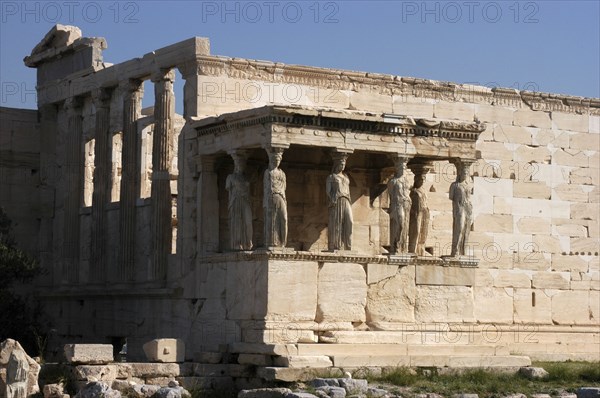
left=226, top=151, right=253, bottom=250
left=449, top=160, right=474, bottom=257
left=408, top=162, right=432, bottom=256
left=327, top=151, right=353, bottom=251
left=387, top=156, right=411, bottom=254
left=263, top=147, right=288, bottom=248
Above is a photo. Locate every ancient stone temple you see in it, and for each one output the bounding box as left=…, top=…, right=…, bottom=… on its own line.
left=1, top=25, right=598, bottom=378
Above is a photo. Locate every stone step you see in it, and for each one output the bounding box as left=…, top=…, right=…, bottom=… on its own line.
left=296, top=343, right=507, bottom=357
left=321, top=330, right=600, bottom=346
left=331, top=355, right=531, bottom=368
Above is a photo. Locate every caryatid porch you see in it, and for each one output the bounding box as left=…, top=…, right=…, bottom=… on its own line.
left=188, top=105, right=484, bottom=264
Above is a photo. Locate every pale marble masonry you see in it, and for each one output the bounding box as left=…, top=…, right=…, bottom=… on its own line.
left=0, top=24, right=597, bottom=369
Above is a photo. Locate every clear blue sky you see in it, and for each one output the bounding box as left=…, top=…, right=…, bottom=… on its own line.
left=1, top=0, right=599, bottom=111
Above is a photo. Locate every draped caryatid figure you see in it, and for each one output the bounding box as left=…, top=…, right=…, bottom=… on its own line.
left=388, top=156, right=411, bottom=254
left=226, top=151, right=253, bottom=250
left=327, top=152, right=353, bottom=251
left=409, top=163, right=431, bottom=256
left=450, top=160, right=473, bottom=257
left=263, top=147, right=287, bottom=248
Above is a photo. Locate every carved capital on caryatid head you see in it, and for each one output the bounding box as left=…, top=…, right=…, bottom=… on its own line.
left=389, top=154, right=410, bottom=177
left=151, top=68, right=176, bottom=84
left=408, top=158, right=434, bottom=177
left=330, top=148, right=352, bottom=173
left=451, top=158, right=476, bottom=182
left=228, top=149, right=250, bottom=173
left=92, top=87, right=112, bottom=110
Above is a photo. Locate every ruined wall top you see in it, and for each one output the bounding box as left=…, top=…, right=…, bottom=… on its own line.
left=25, top=25, right=599, bottom=115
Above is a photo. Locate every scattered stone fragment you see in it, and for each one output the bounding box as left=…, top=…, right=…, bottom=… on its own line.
left=502, top=395, right=526, bottom=398
left=311, top=379, right=340, bottom=388
left=577, top=388, right=600, bottom=398
left=519, top=367, right=549, bottom=379
left=531, top=394, right=552, bottom=398
left=1, top=339, right=41, bottom=398
left=367, top=388, right=389, bottom=398
left=143, top=339, right=185, bottom=363
left=43, top=383, right=68, bottom=398
left=132, top=384, right=161, bottom=398
left=64, top=345, right=113, bottom=365
left=453, top=395, right=479, bottom=398
left=74, top=381, right=121, bottom=398
left=152, top=384, right=191, bottom=398
left=237, top=388, right=292, bottom=398
left=338, top=379, right=368, bottom=394
left=316, top=385, right=346, bottom=398
left=287, top=393, right=319, bottom=398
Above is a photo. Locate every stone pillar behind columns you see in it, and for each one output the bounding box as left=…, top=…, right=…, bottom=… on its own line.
left=62, top=97, right=84, bottom=284
left=151, top=70, right=175, bottom=282
left=118, top=79, right=143, bottom=281
left=196, top=155, right=219, bottom=255
left=408, top=160, right=433, bottom=256
left=178, top=61, right=199, bottom=119
left=90, top=88, right=112, bottom=283
left=38, top=104, right=58, bottom=287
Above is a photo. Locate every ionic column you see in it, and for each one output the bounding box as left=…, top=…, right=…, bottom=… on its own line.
left=118, top=79, right=143, bottom=281
left=151, top=70, right=175, bottom=282
left=62, top=97, right=84, bottom=284
left=408, top=160, right=433, bottom=256
left=90, top=88, right=112, bottom=282
left=196, top=155, right=219, bottom=254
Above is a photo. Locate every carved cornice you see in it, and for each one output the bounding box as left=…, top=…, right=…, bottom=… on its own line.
left=195, top=55, right=599, bottom=115
left=197, top=250, right=478, bottom=267
left=192, top=106, right=486, bottom=142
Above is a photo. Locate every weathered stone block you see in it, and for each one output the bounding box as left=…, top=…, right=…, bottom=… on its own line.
left=416, top=265, right=475, bottom=287
left=495, top=125, right=535, bottom=145
left=514, top=110, right=551, bottom=129
left=473, top=287, right=513, bottom=323
left=266, top=261, right=318, bottom=321
left=552, top=291, right=592, bottom=325
left=415, top=286, right=474, bottom=323
left=142, top=339, right=185, bottom=363
left=366, top=265, right=416, bottom=323
left=64, top=344, right=113, bottom=364
left=532, top=272, right=570, bottom=289
left=517, top=217, right=551, bottom=234
left=317, top=263, right=367, bottom=323
left=513, top=289, right=551, bottom=324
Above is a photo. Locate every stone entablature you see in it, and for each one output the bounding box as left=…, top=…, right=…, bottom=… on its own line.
left=190, top=105, right=485, bottom=157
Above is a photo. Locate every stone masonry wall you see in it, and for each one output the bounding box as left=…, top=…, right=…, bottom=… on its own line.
left=0, top=107, right=41, bottom=256
left=190, top=57, right=599, bottom=331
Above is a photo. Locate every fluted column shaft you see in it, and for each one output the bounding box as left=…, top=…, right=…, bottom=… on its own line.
left=90, top=88, right=112, bottom=282
left=151, top=70, right=175, bottom=282
left=63, top=97, right=83, bottom=284
left=119, top=79, right=143, bottom=281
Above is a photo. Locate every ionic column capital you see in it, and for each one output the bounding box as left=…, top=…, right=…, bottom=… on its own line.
left=92, top=87, right=113, bottom=109
left=151, top=68, right=176, bottom=84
